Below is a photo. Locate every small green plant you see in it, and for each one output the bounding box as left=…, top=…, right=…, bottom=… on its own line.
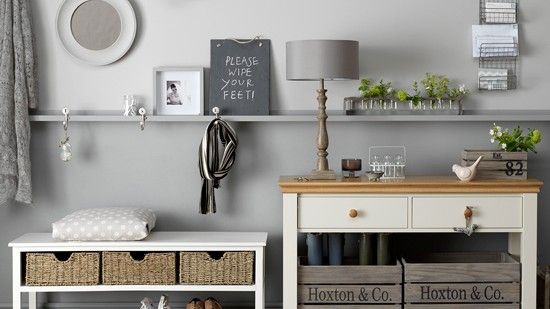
left=410, top=81, right=422, bottom=106
left=395, top=81, right=423, bottom=107
left=358, top=79, right=372, bottom=97
left=396, top=89, right=409, bottom=102
left=359, top=78, right=394, bottom=99
left=449, top=84, right=469, bottom=100
left=421, top=73, right=451, bottom=100
left=490, top=123, right=542, bottom=153
left=434, top=75, right=449, bottom=100
left=421, top=73, right=438, bottom=98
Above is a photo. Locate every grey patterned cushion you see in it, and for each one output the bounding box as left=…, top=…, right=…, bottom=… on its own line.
left=52, top=208, right=156, bottom=241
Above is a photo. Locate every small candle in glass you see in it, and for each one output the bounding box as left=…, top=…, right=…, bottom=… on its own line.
left=342, top=159, right=362, bottom=178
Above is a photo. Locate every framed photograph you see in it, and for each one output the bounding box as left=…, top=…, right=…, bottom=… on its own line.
left=154, top=67, right=204, bottom=115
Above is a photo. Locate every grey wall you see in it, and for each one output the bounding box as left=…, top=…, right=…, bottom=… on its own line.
left=1, top=0, right=550, bottom=307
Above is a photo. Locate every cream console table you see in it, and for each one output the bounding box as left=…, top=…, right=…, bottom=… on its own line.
left=280, top=176, right=543, bottom=309
left=10, top=232, right=267, bottom=309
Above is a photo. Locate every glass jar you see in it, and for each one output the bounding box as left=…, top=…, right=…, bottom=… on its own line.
left=395, top=154, right=405, bottom=178
left=123, top=95, right=138, bottom=116
left=384, top=155, right=394, bottom=178
left=409, top=100, right=422, bottom=111
left=371, top=155, right=381, bottom=172
left=449, top=99, right=460, bottom=111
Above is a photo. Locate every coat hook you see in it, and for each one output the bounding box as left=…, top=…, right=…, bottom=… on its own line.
left=60, top=107, right=72, bottom=162
left=139, top=108, right=147, bottom=131
left=62, top=107, right=70, bottom=131
left=212, top=107, right=220, bottom=119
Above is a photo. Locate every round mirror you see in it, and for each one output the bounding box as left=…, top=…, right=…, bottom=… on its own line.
left=71, top=0, right=121, bottom=51
left=57, top=0, right=136, bottom=65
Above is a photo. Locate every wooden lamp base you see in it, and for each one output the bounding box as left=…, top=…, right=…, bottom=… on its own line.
left=309, top=79, right=336, bottom=180
left=310, top=169, right=337, bottom=180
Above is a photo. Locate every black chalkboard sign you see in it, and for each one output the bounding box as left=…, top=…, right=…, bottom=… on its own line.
left=209, top=39, right=270, bottom=115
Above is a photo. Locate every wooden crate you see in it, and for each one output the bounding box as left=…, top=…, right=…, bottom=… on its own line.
left=538, top=265, right=550, bottom=309
left=403, top=252, right=520, bottom=309
left=298, top=258, right=402, bottom=308
left=462, top=150, right=528, bottom=180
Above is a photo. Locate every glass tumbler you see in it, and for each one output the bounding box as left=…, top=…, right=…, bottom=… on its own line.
left=123, top=95, right=138, bottom=116
left=384, top=155, right=394, bottom=178
left=395, top=154, right=405, bottom=178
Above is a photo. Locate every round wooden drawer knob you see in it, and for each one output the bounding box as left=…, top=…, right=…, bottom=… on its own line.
left=464, top=207, right=473, bottom=219
left=349, top=209, right=358, bottom=218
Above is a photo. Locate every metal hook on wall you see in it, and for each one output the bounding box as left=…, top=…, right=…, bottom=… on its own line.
left=62, top=107, right=70, bottom=131
left=212, top=107, right=221, bottom=119
left=60, top=107, right=72, bottom=162
left=139, top=108, right=147, bottom=131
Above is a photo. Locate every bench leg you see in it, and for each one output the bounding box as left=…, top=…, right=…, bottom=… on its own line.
left=13, top=249, right=22, bottom=309
left=29, top=292, right=37, bottom=309
left=13, top=289, right=21, bottom=309
left=255, top=247, right=265, bottom=309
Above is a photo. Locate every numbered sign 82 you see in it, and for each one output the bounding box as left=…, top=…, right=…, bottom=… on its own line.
left=505, top=161, right=524, bottom=176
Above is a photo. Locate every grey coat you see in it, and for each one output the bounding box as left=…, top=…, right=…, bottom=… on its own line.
left=0, top=0, right=37, bottom=205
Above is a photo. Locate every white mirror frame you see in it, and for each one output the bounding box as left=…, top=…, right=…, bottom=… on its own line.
left=56, top=0, right=137, bottom=66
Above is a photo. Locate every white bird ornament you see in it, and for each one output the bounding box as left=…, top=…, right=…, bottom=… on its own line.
left=452, top=156, right=484, bottom=182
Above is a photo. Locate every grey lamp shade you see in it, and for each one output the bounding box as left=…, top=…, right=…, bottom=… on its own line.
left=286, top=40, right=359, bottom=81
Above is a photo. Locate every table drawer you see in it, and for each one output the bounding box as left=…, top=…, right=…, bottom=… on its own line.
left=298, top=196, right=408, bottom=229
left=412, top=196, right=522, bottom=229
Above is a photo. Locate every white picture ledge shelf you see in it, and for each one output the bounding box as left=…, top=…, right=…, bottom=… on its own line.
left=29, top=110, right=550, bottom=122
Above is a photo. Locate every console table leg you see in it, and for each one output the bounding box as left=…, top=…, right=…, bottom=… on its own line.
left=255, top=247, right=265, bottom=309
left=521, top=193, right=538, bottom=309
left=283, top=193, right=298, bottom=309
left=29, top=292, right=37, bottom=309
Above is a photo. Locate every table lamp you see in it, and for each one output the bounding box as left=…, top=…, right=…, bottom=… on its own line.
left=286, top=40, right=359, bottom=179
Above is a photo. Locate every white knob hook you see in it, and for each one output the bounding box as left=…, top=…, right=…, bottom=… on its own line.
left=212, top=107, right=220, bottom=119
left=138, top=108, right=147, bottom=131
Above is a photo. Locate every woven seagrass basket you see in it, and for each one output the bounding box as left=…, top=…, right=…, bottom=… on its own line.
left=180, top=251, right=254, bottom=285
left=25, top=252, right=100, bottom=286
left=102, top=252, right=176, bottom=285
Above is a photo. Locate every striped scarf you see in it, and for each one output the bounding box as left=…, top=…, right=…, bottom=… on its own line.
left=198, top=117, right=238, bottom=214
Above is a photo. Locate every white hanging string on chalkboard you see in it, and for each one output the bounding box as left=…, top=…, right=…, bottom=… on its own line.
left=216, top=35, right=263, bottom=47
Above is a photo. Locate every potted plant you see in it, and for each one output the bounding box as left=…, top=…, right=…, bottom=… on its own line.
left=359, top=78, right=394, bottom=110
left=489, top=124, right=542, bottom=153
left=420, top=73, right=438, bottom=110
left=463, top=124, right=542, bottom=179
left=434, top=74, right=449, bottom=109
left=421, top=73, right=449, bottom=110
left=395, top=81, right=423, bottom=111
left=448, top=84, right=469, bottom=112
left=358, top=78, right=372, bottom=110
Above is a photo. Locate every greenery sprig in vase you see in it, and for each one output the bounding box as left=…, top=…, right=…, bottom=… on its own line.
left=490, top=124, right=542, bottom=153
left=358, top=74, right=469, bottom=112
left=421, top=73, right=450, bottom=109
left=448, top=85, right=469, bottom=109
left=396, top=81, right=422, bottom=109
left=359, top=78, right=394, bottom=109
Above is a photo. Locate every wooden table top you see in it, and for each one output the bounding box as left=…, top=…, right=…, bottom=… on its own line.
left=279, top=176, right=543, bottom=194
